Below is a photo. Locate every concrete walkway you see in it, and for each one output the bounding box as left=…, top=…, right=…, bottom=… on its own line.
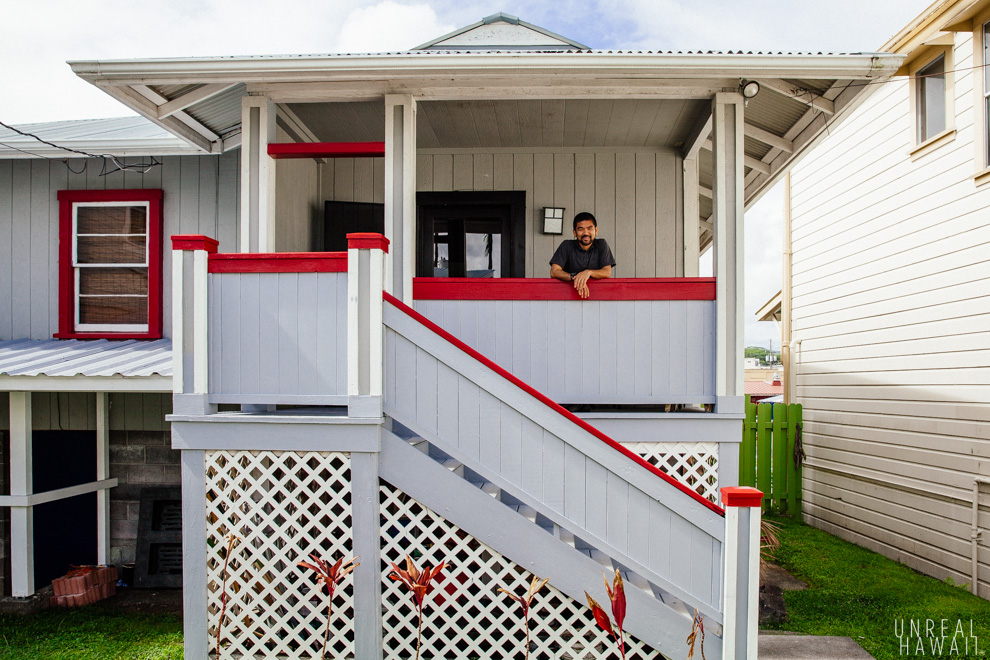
left=759, top=633, right=876, bottom=659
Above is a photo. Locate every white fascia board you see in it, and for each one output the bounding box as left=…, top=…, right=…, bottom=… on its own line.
left=0, top=375, right=172, bottom=392
left=69, top=52, right=905, bottom=85
left=0, top=139, right=205, bottom=159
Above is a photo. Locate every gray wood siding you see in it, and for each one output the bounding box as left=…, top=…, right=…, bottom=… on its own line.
left=0, top=153, right=240, bottom=341
left=414, top=299, right=715, bottom=404
left=383, top=302, right=723, bottom=615
left=208, top=271, right=347, bottom=404
left=0, top=392, right=171, bottom=431
left=323, top=150, right=682, bottom=278
left=788, top=31, right=990, bottom=595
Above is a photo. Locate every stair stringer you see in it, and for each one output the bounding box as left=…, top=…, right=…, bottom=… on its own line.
left=383, top=302, right=725, bottom=619
left=380, top=429, right=723, bottom=660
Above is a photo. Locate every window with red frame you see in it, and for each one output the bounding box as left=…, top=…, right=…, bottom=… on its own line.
left=56, top=190, right=163, bottom=339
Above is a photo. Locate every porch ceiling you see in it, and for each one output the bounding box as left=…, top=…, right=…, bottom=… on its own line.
left=285, top=98, right=708, bottom=149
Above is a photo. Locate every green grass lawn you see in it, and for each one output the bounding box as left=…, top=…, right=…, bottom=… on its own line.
left=0, top=607, right=182, bottom=659
left=766, top=514, right=990, bottom=659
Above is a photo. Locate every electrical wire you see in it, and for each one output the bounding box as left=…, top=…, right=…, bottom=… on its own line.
left=0, top=119, right=161, bottom=176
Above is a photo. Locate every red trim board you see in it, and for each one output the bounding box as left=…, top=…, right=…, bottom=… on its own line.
left=171, top=235, right=219, bottom=253
left=720, top=487, right=764, bottom=508
left=55, top=189, right=164, bottom=340
left=347, top=232, right=390, bottom=253
left=208, top=252, right=348, bottom=273
left=384, top=291, right=725, bottom=516
left=267, top=141, right=386, bottom=159
left=413, top=277, right=716, bottom=301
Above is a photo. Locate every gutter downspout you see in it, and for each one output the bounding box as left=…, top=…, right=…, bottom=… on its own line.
left=782, top=172, right=793, bottom=404
left=972, top=477, right=990, bottom=595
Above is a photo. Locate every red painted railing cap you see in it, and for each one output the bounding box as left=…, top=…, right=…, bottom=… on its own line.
left=347, top=233, right=390, bottom=253
left=171, top=235, right=219, bottom=253
left=720, top=487, right=764, bottom=508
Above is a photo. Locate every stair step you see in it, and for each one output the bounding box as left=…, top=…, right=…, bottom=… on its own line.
left=407, top=437, right=429, bottom=453
left=469, top=481, right=499, bottom=498
left=440, top=458, right=463, bottom=475
left=511, top=504, right=538, bottom=523
left=557, top=528, right=576, bottom=548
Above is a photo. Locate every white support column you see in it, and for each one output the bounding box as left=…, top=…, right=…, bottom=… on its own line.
left=721, top=487, right=763, bottom=660
left=181, top=449, right=208, bottom=660
left=171, top=235, right=218, bottom=415
left=9, top=391, right=33, bottom=597
left=682, top=155, right=700, bottom=277
left=711, top=92, right=746, bottom=414
left=96, top=392, right=110, bottom=566
left=384, top=94, right=417, bottom=301
left=347, top=232, right=389, bottom=418
left=351, top=451, right=383, bottom=660
left=240, top=96, right=277, bottom=253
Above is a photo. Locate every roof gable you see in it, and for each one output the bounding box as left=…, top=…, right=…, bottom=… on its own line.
left=414, top=12, right=589, bottom=51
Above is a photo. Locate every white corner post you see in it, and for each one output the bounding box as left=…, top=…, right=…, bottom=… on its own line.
left=721, top=486, right=763, bottom=660
left=384, top=94, right=417, bottom=301
left=171, top=235, right=217, bottom=415
left=96, top=392, right=110, bottom=565
left=346, top=232, right=388, bottom=659
left=682, top=155, right=701, bottom=277
left=347, top=233, right=389, bottom=419
left=240, top=96, right=277, bottom=253
left=9, top=391, right=33, bottom=597
left=711, top=92, right=746, bottom=414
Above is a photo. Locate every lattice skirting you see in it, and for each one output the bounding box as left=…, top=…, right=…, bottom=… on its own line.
left=205, top=450, right=354, bottom=659
left=380, top=480, right=663, bottom=660
left=623, top=442, right=719, bottom=503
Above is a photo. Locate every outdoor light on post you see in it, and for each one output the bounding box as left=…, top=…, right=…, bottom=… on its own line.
left=542, top=207, right=565, bottom=234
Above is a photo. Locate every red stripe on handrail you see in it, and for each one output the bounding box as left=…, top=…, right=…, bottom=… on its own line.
left=208, top=252, right=347, bottom=273
left=383, top=291, right=725, bottom=516
left=413, top=277, right=716, bottom=301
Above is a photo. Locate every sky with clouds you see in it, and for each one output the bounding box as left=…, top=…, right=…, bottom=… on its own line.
left=0, top=0, right=930, bottom=348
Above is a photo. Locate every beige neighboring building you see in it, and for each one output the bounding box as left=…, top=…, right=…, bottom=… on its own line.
left=784, top=0, right=990, bottom=596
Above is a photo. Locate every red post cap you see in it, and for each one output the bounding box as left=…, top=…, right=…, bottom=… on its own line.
left=720, top=486, right=764, bottom=508
left=171, top=235, right=219, bottom=253
left=347, top=233, right=390, bottom=253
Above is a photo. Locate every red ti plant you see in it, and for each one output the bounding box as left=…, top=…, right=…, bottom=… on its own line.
left=389, top=554, right=446, bottom=660
left=585, top=568, right=628, bottom=660
left=297, top=553, right=359, bottom=660
left=686, top=608, right=706, bottom=660
left=499, top=574, right=549, bottom=660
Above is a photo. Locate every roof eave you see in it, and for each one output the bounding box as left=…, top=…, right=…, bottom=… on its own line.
left=69, top=52, right=905, bottom=86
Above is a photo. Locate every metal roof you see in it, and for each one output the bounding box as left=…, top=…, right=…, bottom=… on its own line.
left=0, top=116, right=206, bottom=159
left=0, top=338, right=172, bottom=378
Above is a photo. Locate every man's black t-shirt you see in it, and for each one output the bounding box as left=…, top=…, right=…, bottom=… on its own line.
left=549, top=239, right=616, bottom=275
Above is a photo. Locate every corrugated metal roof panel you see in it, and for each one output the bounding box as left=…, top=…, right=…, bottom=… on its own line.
left=0, top=117, right=205, bottom=158
left=0, top=338, right=172, bottom=378
left=0, top=116, right=171, bottom=142
left=182, top=83, right=247, bottom=137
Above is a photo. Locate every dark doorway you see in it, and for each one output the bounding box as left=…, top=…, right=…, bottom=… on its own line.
left=32, top=431, right=97, bottom=588
left=417, top=191, right=526, bottom=278
left=323, top=201, right=384, bottom=252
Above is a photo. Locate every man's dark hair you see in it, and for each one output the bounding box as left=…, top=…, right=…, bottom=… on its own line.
left=573, top=211, right=597, bottom=229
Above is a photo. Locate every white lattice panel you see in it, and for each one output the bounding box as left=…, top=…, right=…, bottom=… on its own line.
left=380, top=481, right=662, bottom=660
left=624, top=442, right=719, bottom=503
left=205, top=450, right=354, bottom=659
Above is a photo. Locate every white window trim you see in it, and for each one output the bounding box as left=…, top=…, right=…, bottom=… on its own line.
left=973, top=9, right=990, bottom=183
left=908, top=46, right=955, bottom=156
left=71, top=200, right=151, bottom=333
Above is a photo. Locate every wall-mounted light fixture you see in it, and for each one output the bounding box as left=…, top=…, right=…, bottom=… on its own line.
left=542, top=207, right=565, bottom=234
left=741, top=80, right=760, bottom=101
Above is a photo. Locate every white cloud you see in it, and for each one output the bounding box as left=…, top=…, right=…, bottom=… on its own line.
left=335, top=2, right=455, bottom=52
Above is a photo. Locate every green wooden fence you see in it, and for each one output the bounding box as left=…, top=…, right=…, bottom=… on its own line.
left=740, top=401, right=803, bottom=514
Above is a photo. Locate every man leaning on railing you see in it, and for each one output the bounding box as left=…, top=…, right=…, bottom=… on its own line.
left=549, top=212, right=615, bottom=299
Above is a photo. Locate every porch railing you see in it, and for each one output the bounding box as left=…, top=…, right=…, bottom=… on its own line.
left=413, top=277, right=717, bottom=406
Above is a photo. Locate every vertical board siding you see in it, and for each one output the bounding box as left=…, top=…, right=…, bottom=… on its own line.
left=0, top=152, right=239, bottom=341
left=208, top=271, right=346, bottom=403
left=322, top=150, right=684, bottom=279
left=788, top=31, right=990, bottom=596
left=384, top=321, right=723, bottom=612
left=0, top=392, right=171, bottom=432
left=414, top=299, right=716, bottom=404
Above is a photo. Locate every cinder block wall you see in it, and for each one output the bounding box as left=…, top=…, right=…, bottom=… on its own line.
left=109, top=429, right=181, bottom=565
